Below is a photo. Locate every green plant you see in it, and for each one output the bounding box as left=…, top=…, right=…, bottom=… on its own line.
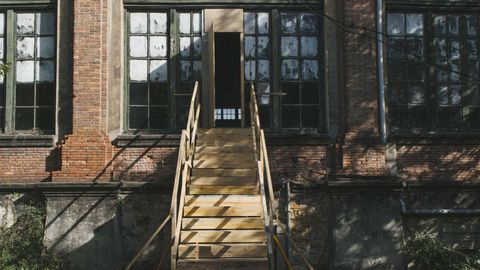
left=0, top=201, right=63, bottom=270
left=0, top=62, right=11, bottom=77
left=405, top=232, right=480, bottom=270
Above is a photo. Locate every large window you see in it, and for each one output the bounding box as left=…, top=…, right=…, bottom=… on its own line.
left=387, top=12, right=480, bottom=133
left=0, top=10, right=56, bottom=134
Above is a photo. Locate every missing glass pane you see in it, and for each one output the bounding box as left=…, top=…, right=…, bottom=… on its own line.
left=150, top=83, right=168, bottom=105
left=15, top=108, right=34, bottom=130
left=150, top=107, right=168, bottom=129
left=36, top=83, right=55, bottom=106
left=16, top=84, right=34, bottom=106
left=282, top=82, right=300, bottom=104
left=129, top=107, right=148, bottom=129
left=129, top=83, right=148, bottom=105
left=37, top=108, right=55, bottom=131
left=282, top=106, right=300, bottom=128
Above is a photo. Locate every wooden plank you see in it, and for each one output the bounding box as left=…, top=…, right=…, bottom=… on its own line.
left=194, top=159, right=256, bottom=169
left=176, top=259, right=269, bottom=270
left=182, top=217, right=264, bottom=230
left=191, top=176, right=256, bottom=186
left=183, top=206, right=262, bottom=217
left=198, top=128, right=251, bottom=136
left=195, top=152, right=254, bottom=161
left=196, top=139, right=253, bottom=147
left=180, top=230, right=266, bottom=244
left=184, top=195, right=261, bottom=207
left=178, top=244, right=267, bottom=258
left=192, top=168, right=256, bottom=177
left=196, top=146, right=253, bottom=154
left=189, top=185, right=258, bottom=195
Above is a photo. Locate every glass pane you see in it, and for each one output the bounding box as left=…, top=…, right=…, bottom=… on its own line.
left=129, top=60, right=148, bottom=81
left=193, top=61, right=202, bottom=80
left=302, top=83, right=319, bottom=104
left=245, top=60, right=256, bottom=81
left=193, top=13, right=201, bottom=34
left=436, top=61, right=448, bottom=82
left=447, top=16, right=459, bottom=35
left=17, top=37, right=35, bottom=59
left=300, top=13, right=317, bottom=34
left=179, top=13, right=191, bottom=34
left=16, top=61, right=35, bottom=83
left=130, top=13, right=148, bottom=34
left=180, top=37, right=191, bottom=57
left=129, top=36, right=147, bottom=57
left=408, top=84, right=425, bottom=104
left=281, top=13, right=297, bottom=34
left=406, top=37, right=423, bottom=58
left=466, top=15, right=479, bottom=36
left=244, top=36, right=256, bottom=58
left=37, top=108, right=55, bottom=131
left=387, top=37, right=405, bottom=58
left=450, top=84, right=462, bottom=105
left=387, top=14, right=405, bottom=35
left=301, top=37, right=318, bottom=57
left=257, top=60, right=270, bottom=81
left=467, top=39, right=479, bottom=59
left=36, top=61, right=55, bottom=82
left=406, top=14, right=423, bottom=35
left=180, top=61, right=191, bottom=81
left=244, top=13, right=256, bottom=34
left=388, top=61, right=406, bottom=81
left=257, top=83, right=270, bottom=105
left=0, top=38, right=3, bottom=59
left=282, top=83, right=299, bottom=104
left=409, top=106, right=427, bottom=128
left=257, top=13, right=269, bottom=34
left=257, top=36, right=269, bottom=57
left=437, top=85, right=449, bottom=105
left=449, top=40, right=461, bottom=60
left=150, top=83, right=168, bottom=105
left=37, top=37, right=55, bottom=58
left=0, top=14, right=4, bottom=35
left=15, top=108, right=34, bottom=130
left=302, top=106, right=319, bottom=128
left=193, top=37, right=202, bottom=57
left=466, top=61, right=479, bottom=81
left=150, top=60, right=168, bottom=82
left=150, top=13, right=167, bottom=34
left=36, top=83, right=55, bottom=106
left=129, top=107, right=148, bottom=129
left=434, top=38, right=447, bottom=59
left=36, top=12, right=55, bottom=35
left=282, top=106, right=300, bottom=128
left=16, top=84, right=34, bottom=106
left=408, top=62, right=427, bottom=82
left=465, top=107, right=480, bottom=129
left=129, top=83, right=148, bottom=105
left=281, top=60, right=299, bottom=80
left=302, top=60, right=319, bottom=80
left=450, top=62, right=461, bottom=82
left=17, top=14, right=35, bottom=34
left=433, top=15, right=446, bottom=35
left=281, top=36, right=298, bottom=57
left=150, top=36, right=167, bottom=57
left=150, top=107, right=168, bottom=129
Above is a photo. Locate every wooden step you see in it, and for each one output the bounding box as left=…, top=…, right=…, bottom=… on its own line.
left=193, top=159, right=256, bottom=169
left=189, top=185, right=258, bottom=195
left=191, top=176, right=256, bottom=186
left=183, top=206, right=262, bottom=217
left=195, top=152, right=254, bottom=162
left=197, top=138, right=253, bottom=147
left=176, top=258, right=269, bottom=270
left=192, top=168, right=256, bottom=177
left=184, top=195, right=261, bottom=207
left=198, top=128, right=252, bottom=136
left=180, top=230, right=266, bottom=244
left=182, top=217, right=264, bottom=230
left=196, top=146, right=254, bottom=155
left=178, top=244, right=267, bottom=259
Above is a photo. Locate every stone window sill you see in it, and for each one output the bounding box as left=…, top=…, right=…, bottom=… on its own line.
left=0, top=135, right=55, bottom=147
left=114, top=134, right=181, bottom=147
left=388, top=132, right=480, bottom=145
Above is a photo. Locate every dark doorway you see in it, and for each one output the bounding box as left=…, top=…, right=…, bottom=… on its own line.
left=215, top=33, right=241, bottom=127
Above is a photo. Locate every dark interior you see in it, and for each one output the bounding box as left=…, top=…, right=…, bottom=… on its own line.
left=215, top=32, right=241, bottom=127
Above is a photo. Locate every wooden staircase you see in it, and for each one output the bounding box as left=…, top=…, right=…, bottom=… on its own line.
left=176, top=128, right=269, bottom=270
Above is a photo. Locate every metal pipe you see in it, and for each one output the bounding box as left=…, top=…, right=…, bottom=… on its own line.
left=376, top=0, right=387, bottom=144
left=399, top=199, right=480, bottom=216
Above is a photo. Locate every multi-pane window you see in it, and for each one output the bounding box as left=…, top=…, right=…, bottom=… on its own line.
left=387, top=12, right=480, bottom=132
left=177, top=11, right=202, bottom=127
left=280, top=12, right=323, bottom=131
left=14, top=12, right=56, bottom=132
left=0, top=13, right=5, bottom=131
left=127, top=12, right=169, bottom=130
left=244, top=11, right=271, bottom=128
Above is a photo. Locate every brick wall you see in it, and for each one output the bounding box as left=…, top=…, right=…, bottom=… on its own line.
left=0, top=147, right=57, bottom=182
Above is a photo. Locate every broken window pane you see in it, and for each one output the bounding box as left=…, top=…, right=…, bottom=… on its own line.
left=129, top=60, right=148, bottom=81
left=150, top=60, right=168, bottom=82
left=129, top=83, right=148, bottom=105
left=129, top=107, right=148, bottom=129
left=257, top=13, right=269, bottom=34
left=17, top=37, right=35, bottom=59
left=179, top=13, right=191, bottom=34
left=36, top=61, right=55, bottom=82
left=150, top=13, right=167, bottom=34
left=245, top=60, right=256, bottom=81
left=281, top=60, right=299, bottom=80
left=17, top=13, right=35, bottom=34
left=281, top=36, right=298, bottom=57
left=36, top=12, right=55, bottom=35
left=257, top=83, right=270, bottom=105
left=434, top=15, right=446, bottom=35
left=281, top=13, right=297, bottom=34
left=257, top=36, right=269, bottom=57
left=447, top=16, right=459, bottom=35
left=15, top=108, right=34, bottom=130
left=301, top=37, right=318, bottom=57
left=193, top=13, right=201, bottom=34
left=150, top=36, right=167, bottom=57
left=16, top=61, right=35, bottom=82
left=16, top=84, right=34, bottom=106
left=300, top=13, right=317, bottom=34
left=244, top=12, right=256, bottom=34
left=37, top=37, right=55, bottom=58
left=408, top=84, right=425, bottom=104
left=257, top=60, right=270, bottom=80
left=180, top=61, right=191, bottom=81
left=387, top=14, right=404, bottom=35
left=129, top=36, right=147, bottom=57
left=244, top=36, right=256, bottom=58
left=193, top=37, right=202, bottom=57
left=302, top=60, right=319, bottom=80
left=130, top=13, right=148, bottom=34
left=406, top=14, right=423, bottom=35
left=466, top=15, right=479, bottom=36
left=36, top=83, right=55, bottom=106
left=0, top=14, right=4, bottom=35
left=180, top=37, right=191, bottom=57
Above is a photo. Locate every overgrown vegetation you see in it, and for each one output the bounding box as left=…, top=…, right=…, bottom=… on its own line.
left=0, top=62, right=11, bottom=77
left=405, top=232, right=480, bottom=270
left=0, top=200, right=63, bottom=270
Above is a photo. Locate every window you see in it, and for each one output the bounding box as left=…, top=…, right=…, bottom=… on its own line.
left=0, top=10, right=56, bottom=134
left=387, top=12, right=480, bottom=132
left=280, top=12, right=323, bottom=131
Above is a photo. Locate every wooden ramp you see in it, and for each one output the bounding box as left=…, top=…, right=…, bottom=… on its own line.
left=176, top=128, right=269, bottom=270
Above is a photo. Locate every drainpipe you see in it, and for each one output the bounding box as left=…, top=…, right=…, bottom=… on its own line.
left=376, top=0, right=387, bottom=144
left=399, top=199, right=480, bottom=216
